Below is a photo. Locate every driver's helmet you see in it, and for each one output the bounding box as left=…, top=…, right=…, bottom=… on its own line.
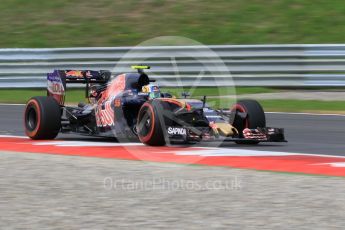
left=142, top=84, right=161, bottom=99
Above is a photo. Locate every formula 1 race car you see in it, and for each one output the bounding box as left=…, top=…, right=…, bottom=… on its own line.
left=24, top=66, right=286, bottom=146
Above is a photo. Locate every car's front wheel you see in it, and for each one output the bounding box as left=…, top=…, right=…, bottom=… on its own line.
left=231, top=99, right=266, bottom=144
left=136, top=100, right=167, bottom=146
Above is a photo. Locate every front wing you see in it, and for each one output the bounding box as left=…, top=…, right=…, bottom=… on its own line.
left=166, top=126, right=287, bottom=143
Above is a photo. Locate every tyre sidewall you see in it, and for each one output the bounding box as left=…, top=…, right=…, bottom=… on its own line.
left=137, top=100, right=169, bottom=146
left=231, top=99, right=266, bottom=144
left=24, top=96, right=61, bottom=139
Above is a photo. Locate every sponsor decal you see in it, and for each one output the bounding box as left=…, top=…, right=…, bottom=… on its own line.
left=85, top=71, right=93, bottom=77
left=98, top=74, right=126, bottom=103
left=167, top=127, right=187, bottom=136
left=48, top=82, right=64, bottom=95
left=47, top=73, right=61, bottom=82
left=47, top=71, right=65, bottom=105
left=206, top=115, right=222, bottom=119
left=96, top=101, right=115, bottom=127
left=65, top=70, right=83, bottom=78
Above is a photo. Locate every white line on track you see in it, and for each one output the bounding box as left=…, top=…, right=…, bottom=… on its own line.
left=0, top=134, right=28, bottom=139
left=174, top=147, right=297, bottom=157
left=33, top=140, right=144, bottom=147
left=314, top=162, right=345, bottom=167
left=181, top=146, right=345, bottom=158
left=1, top=134, right=345, bottom=159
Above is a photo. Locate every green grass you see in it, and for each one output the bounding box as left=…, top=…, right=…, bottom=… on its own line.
left=1, top=0, right=345, bottom=47
left=0, top=87, right=275, bottom=104
left=0, top=89, right=86, bottom=104
left=0, top=89, right=45, bottom=103
left=259, top=100, right=345, bottom=113
left=207, top=98, right=345, bottom=113
left=162, top=86, right=277, bottom=97
left=1, top=88, right=344, bottom=114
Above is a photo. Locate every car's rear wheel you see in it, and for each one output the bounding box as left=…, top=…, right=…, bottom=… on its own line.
left=24, top=96, right=61, bottom=140
left=136, top=100, right=169, bottom=146
left=231, top=99, right=266, bottom=144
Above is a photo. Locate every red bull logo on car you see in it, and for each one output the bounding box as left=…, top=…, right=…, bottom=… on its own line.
left=95, top=101, right=115, bottom=127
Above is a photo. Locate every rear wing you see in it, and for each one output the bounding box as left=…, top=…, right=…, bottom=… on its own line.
left=47, top=70, right=111, bottom=105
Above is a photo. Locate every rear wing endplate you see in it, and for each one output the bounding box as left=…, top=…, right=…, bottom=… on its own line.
left=47, top=70, right=111, bottom=105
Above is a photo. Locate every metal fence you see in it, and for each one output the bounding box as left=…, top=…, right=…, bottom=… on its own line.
left=1, top=44, right=345, bottom=88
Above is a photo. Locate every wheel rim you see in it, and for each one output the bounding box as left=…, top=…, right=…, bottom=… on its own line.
left=141, top=111, right=152, bottom=136
left=137, top=105, right=154, bottom=141
left=231, top=104, right=249, bottom=129
left=26, top=106, right=38, bottom=131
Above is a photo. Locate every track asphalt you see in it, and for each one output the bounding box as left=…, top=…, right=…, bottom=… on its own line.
left=1, top=104, right=344, bottom=156
left=1, top=104, right=345, bottom=229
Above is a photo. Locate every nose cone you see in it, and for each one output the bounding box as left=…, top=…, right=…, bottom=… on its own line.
left=214, top=123, right=238, bottom=137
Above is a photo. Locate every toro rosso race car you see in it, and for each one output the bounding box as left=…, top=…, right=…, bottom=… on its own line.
left=24, top=66, right=286, bottom=146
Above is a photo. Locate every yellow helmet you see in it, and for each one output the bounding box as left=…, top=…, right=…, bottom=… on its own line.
left=142, top=85, right=150, bottom=93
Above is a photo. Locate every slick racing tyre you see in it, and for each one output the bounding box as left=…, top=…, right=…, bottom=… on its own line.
left=24, top=96, right=61, bottom=140
left=231, top=99, right=266, bottom=144
left=136, top=100, right=169, bottom=146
